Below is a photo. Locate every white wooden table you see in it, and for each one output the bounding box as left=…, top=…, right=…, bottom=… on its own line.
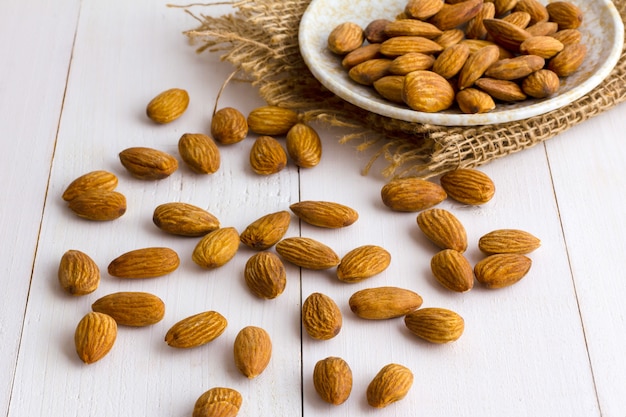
left=2, top=1, right=625, bottom=416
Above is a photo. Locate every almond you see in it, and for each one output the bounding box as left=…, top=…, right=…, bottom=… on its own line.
left=484, top=54, right=545, bottom=80
left=432, top=43, right=471, bottom=79
left=389, top=53, right=436, bottom=75
left=233, top=326, right=272, bottom=379
left=373, top=75, right=406, bottom=103
left=384, top=19, right=442, bottom=38
left=474, top=77, right=528, bottom=102
left=244, top=252, right=287, bottom=299
left=519, top=36, right=564, bottom=58
left=456, top=88, right=496, bottom=113
left=379, top=36, right=444, bottom=57
left=458, top=44, right=501, bottom=89
left=547, top=43, right=587, bottom=76
left=430, top=249, right=475, bottom=292
left=240, top=210, right=291, bottom=250
left=522, top=68, right=560, bottom=98
left=474, top=253, right=532, bottom=288
left=177, top=133, right=220, bottom=174
left=550, top=28, right=582, bottom=45
left=313, top=357, right=353, bottom=405
left=514, top=0, right=549, bottom=25
left=193, top=387, right=242, bottom=417
left=465, top=1, right=495, bottom=39
left=58, top=250, right=100, bottom=296
left=146, top=88, right=189, bottom=124
left=483, top=18, right=532, bottom=51
left=405, top=0, right=445, bottom=20
left=275, top=237, right=340, bottom=270
left=526, top=21, right=559, bottom=36
left=493, top=0, right=518, bottom=16
left=91, top=292, right=165, bottom=327
left=403, top=70, right=455, bottom=112
left=194, top=401, right=238, bottom=417
left=107, top=247, right=180, bottom=279
left=327, top=22, right=364, bottom=55
left=337, top=245, right=391, bottom=283
left=302, top=292, right=342, bottom=340
left=381, top=177, right=447, bottom=212
left=74, top=312, right=117, bottom=364
left=119, top=147, right=178, bottom=180
left=249, top=135, right=288, bottom=175
left=165, top=310, right=228, bottom=348
left=211, top=107, right=248, bottom=145
left=404, top=307, right=465, bottom=343
left=417, top=208, right=468, bottom=252
left=501, top=11, right=532, bottom=28
left=62, top=170, right=118, bottom=202
left=349, top=286, right=423, bottom=320
left=153, top=202, right=220, bottom=237
left=366, top=363, right=414, bottom=408
left=364, top=19, right=392, bottom=44
left=439, top=168, right=496, bottom=205
left=289, top=200, right=358, bottom=228
left=546, top=1, right=583, bottom=30
left=192, top=227, right=240, bottom=269
left=348, top=58, right=393, bottom=85
left=429, top=0, right=484, bottom=31
left=67, top=190, right=127, bottom=221
left=478, top=229, right=541, bottom=254
left=342, top=43, right=382, bottom=69
left=247, top=105, right=299, bottom=136
left=434, top=29, right=466, bottom=48
left=286, top=123, right=322, bottom=168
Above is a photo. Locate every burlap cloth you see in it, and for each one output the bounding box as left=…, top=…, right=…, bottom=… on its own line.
left=179, top=0, right=626, bottom=178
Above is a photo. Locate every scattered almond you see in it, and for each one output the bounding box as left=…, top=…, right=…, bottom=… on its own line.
left=417, top=208, right=468, bottom=252
left=165, top=310, right=227, bottom=348
left=439, top=168, right=496, bottom=205
left=119, top=147, right=178, bottom=180
left=275, top=237, right=340, bottom=270
left=192, top=227, right=240, bottom=269
left=430, top=249, right=475, bottom=292
left=381, top=177, right=447, bottom=212
left=58, top=249, right=100, bottom=296
left=178, top=133, right=220, bottom=174
left=244, top=251, right=287, bottom=299
left=474, top=253, right=533, bottom=288
left=404, top=307, right=465, bottom=343
left=337, top=245, right=391, bottom=283
left=146, top=88, right=189, bottom=124
left=286, top=123, right=322, bottom=168
left=233, top=326, right=272, bottom=379
left=193, top=387, right=242, bottom=417
left=302, top=292, right=342, bottom=340
left=249, top=135, right=288, bottom=175
left=74, top=312, right=117, bottom=364
left=289, top=200, right=358, bottom=228
left=211, top=107, right=248, bottom=145
left=153, top=202, right=220, bottom=237
left=366, top=363, right=414, bottom=408
left=91, top=292, right=165, bottom=327
left=313, top=356, right=353, bottom=405
left=478, top=229, right=541, bottom=254
left=240, top=211, right=291, bottom=250
left=107, top=247, right=180, bottom=279
left=62, top=170, right=118, bottom=202
left=247, top=106, right=299, bottom=136
left=67, top=190, right=127, bottom=221
left=349, top=286, right=423, bottom=320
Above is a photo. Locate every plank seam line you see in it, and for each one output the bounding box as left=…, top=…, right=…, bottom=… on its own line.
left=543, top=143, right=604, bottom=417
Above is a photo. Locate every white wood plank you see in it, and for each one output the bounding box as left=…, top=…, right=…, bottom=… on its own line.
left=0, top=1, right=80, bottom=414
left=546, top=105, right=626, bottom=417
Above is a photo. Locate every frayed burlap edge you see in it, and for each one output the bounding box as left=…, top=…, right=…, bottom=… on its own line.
left=175, top=0, right=626, bottom=178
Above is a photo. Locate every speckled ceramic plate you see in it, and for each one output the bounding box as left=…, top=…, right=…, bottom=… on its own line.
left=299, top=0, right=624, bottom=126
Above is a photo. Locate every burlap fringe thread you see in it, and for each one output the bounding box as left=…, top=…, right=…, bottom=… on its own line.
left=178, top=0, right=626, bottom=178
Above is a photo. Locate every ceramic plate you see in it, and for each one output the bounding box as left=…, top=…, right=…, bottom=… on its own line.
left=299, top=0, right=624, bottom=126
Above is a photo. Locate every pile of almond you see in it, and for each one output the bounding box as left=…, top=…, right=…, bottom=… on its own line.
left=327, top=0, right=586, bottom=113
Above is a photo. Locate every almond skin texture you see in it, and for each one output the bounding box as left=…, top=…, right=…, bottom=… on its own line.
left=404, top=307, right=465, bottom=343
left=349, top=286, right=423, bottom=320
left=193, top=387, right=242, bottom=417
left=474, top=253, right=532, bottom=288
left=522, top=68, right=560, bottom=98
left=74, top=312, right=117, bottom=364
left=165, top=310, right=227, bottom=348
left=478, top=229, right=541, bottom=254
left=67, top=190, right=127, bottom=221
left=146, top=88, right=189, bottom=124
left=337, top=245, right=391, bottom=283
left=313, top=357, right=353, bottom=405
left=546, top=1, right=583, bottom=29
left=91, top=292, right=165, bottom=327
left=519, top=36, right=564, bottom=59
left=483, top=18, right=532, bottom=51
left=485, top=54, right=546, bottom=80
left=62, top=170, right=118, bottom=202
left=192, top=227, right=240, bottom=269
left=428, top=0, right=484, bottom=31
left=153, top=202, right=220, bottom=237
left=405, top=0, right=445, bottom=20
left=366, top=363, right=414, bottom=408
left=403, top=70, right=455, bottom=112
left=240, top=211, right=291, bottom=250
left=58, top=250, right=100, bottom=296
left=547, top=43, right=587, bottom=77
left=302, top=292, right=342, bottom=340
left=327, top=22, right=364, bottom=55
left=417, top=208, right=468, bottom=252
left=289, top=200, right=358, bottom=228
left=384, top=19, right=442, bottom=38
left=286, top=123, right=322, bottom=168
left=380, top=36, right=444, bottom=57
left=108, top=247, right=180, bottom=279
left=233, top=326, right=272, bottom=379
left=373, top=75, right=405, bottom=104
left=342, top=43, right=382, bottom=69
left=244, top=252, right=287, bottom=299
left=440, top=168, right=495, bottom=205
left=119, top=147, right=178, bottom=180
left=381, top=178, right=447, bottom=212
left=249, top=135, right=288, bottom=175
left=474, top=78, right=528, bottom=101
left=431, top=249, right=475, bottom=292
left=458, top=44, right=501, bottom=90
left=275, top=237, right=340, bottom=270
left=178, top=133, right=221, bottom=174
left=348, top=58, right=393, bottom=85
left=514, top=0, right=549, bottom=25
left=456, top=88, right=496, bottom=113
left=211, top=107, right=248, bottom=145
left=432, top=43, right=471, bottom=79
left=247, top=106, right=299, bottom=136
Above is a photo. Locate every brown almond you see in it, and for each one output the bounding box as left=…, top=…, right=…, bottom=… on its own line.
left=405, top=0, right=445, bottom=20
left=337, top=245, right=391, bottom=283
left=475, top=77, right=527, bottom=101
left=429, top=0, right=485, bottom=31
left=526, top=21, right=559, bottom=36
left=546, top=1, right=583, bottom=29
left=434, top=29, right=466, bottom=48
left=247, top=106, right=299, bottom=136
left=384, top=19, right=442, bottom=39
left=342, top=44, right=382, bottom=69
left=364, top=19, right=391, bottom=44
left=456, top=88, right=496, bottom=113
left=485, top=54, right=545, bottom=80
left=550, top=28, right=582, bottom=45
left=233, top=326, right=272, bottom=379
left=58, top=249, right=100, bottom=296
left=146, top=88, right=189, bottom=124
left=249, top=135, right=288, bottom=175
left=548, top=43, right=587, bottom=77
left=290, top=200, right=358, bottom=228
left=514, top=0, right=549, bottom=25
left=62, top=170, right=118, bottom=202
left=193, top=387, right=242, bottom=417
left=302, top=292, right=342, bottom=340
left=211, top=107, right=248, bottom=145
left=381, top=177, right=447, bottom=212
left=478, top=229, right=541, bottom=254
left=366, top=363, right=414, bottom=408
left=430, top=249, right=475, bottom=292
left=404, top=307, right=465, bottom=343
left=286, top=123, right=322, bottom=168
left=483, top=18, right=532, bottom=51
left=178, top=133, right=220, bottom=174
left=244, top=252, right=287, bottom=299
left=348, top=59, right=393, bottom=85
left=349, top=286, right=423, bottom=320
left=153, top=202, right=220, bottom=237
left=460, top=39, right=516, bottom=59
left=389, top=53, right=436, bottom=75
left=74, top=312, right=117, bottom=364
left=403, top=70, right=455, bottom=112
left=313, top=357, right=353, bottom=405
left=275, top=237, right=340, bottom=270
left=417, top=208, right=468, bottom=252
left=458, top=44, right=501, bottom=89
left=194, top=401, right=238, bottom=417
left=501, top=11, right=532, bottom=28
left=373, top=75, right=406, bottom=103
left=465, top=2, right=495, bottom=39
left=91, top=292, right=165, bottom=327
left=474, top=253, right=532, bottom=288
left=192, top=227, right=240, bottom=269
left=108, top=247, right=180, bottom=279
left=67, top=190, right=126, bottom=221
left=432, top=43, right=471, bottom=79
left=327, top=22, right=364, bottom=55
left=379, top=36, right=444, bottom=57
left=519, top=36, right=564, bottom=58
left=493, top=0, right=518, bottom=17
left=240, top=211, right=291, bottom=250
left=165, top=310, right=227, bottom=348
left=440, top=168, right=496, bottom=205
left=522, top=68, right=560, bottom=98
left=119, top=147, right=178, bottom=180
